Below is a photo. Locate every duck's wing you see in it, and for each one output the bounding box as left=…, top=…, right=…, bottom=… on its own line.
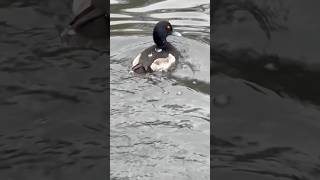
left=132, top=53, right=150, bottom=73
left=132, top=45, right=175, bottom=74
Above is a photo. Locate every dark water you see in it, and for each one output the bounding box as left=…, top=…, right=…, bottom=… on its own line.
left=110, top=0, right=210, bottom=179
left=213, top=0, right=320, bottom=179
left=2, top=0, right=320, bottom=179
left=0, top=1, right=107, bottom=179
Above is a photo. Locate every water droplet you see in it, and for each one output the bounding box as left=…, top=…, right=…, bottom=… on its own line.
left=176, top=91, right=182, bottom=96
left=148, top=53, right=152, bottom=57
left=192, top=81, right=197, bottom=85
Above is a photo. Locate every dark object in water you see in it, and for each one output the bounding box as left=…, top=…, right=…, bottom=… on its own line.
left=131, top=21, right=182, bottom=74
left=69, top=0, right=107, bottom=38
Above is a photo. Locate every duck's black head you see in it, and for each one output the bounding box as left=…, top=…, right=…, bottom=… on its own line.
left=153, top=21, right=181, bottom=49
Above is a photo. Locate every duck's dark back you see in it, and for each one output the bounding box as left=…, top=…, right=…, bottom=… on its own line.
left=139, top=43, right=180, bottom=70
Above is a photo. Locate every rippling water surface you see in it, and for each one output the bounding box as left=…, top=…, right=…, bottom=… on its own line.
left=3, top=0, right=319, bottom=179
left=213, top=0, right=320, bottom=179
left=110, top=0, right=210, bottom=179
left=0, top=1, right=107, bottom=179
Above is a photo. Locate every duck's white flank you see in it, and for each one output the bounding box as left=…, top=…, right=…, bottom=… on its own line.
left=150, top=53, right=176, bottom=72
left=132, top=53, right=141, bottom=67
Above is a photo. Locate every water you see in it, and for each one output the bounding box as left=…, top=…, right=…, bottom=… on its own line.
left=213, top=0, right=320, bottom=179
left=110, top=0, right=210, bottom=179
left=0, top=1, right=107, bottom=179
left=2, top=0, right=319, bottom=179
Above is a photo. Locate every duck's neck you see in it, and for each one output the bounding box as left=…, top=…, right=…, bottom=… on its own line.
left=153, top=31, right=167, bottom=48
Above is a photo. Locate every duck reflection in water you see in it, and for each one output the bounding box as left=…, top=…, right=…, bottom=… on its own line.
left=63, top=0, right=107, bottom=39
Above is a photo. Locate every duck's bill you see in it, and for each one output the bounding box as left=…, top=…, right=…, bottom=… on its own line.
left=171, top=31, right=182, bottom=37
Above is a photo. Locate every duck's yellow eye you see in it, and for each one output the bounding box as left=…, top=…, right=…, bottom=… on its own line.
left=166, top=25, right=171, bottom=31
